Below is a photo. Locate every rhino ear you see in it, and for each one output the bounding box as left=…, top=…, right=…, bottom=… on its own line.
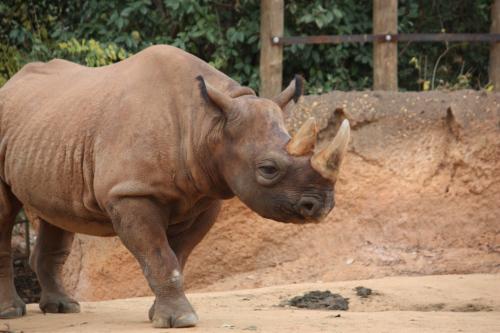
left=272, top=75, right=304, bottom=109
left=197, top=75, right=233, bottom=115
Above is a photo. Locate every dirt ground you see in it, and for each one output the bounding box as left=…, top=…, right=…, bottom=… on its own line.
left=4, top=274, right=500, bottom=333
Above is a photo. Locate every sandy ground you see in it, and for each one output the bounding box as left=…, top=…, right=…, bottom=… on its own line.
left=3, top=274, right=500, bottom=333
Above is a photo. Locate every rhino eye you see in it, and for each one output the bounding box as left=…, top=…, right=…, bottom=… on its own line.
left=255, top=155, right=289, bottom=186
left=256, top=161, right=281, bottom=185
left=259, top=165, right=278, bottom=176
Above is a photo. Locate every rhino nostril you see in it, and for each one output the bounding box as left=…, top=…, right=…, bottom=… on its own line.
left=298, top=197, right=321, bottom=217
left=303, top=202, right=314, bottom=211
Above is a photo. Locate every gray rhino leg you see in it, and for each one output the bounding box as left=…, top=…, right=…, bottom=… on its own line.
left=0, top=181, right=24, bottom=319
left=107, top=197, right=198, bottom=328
left=30, top=219, right=80, bottom=313
left=169, top=202, right=221, bottom=270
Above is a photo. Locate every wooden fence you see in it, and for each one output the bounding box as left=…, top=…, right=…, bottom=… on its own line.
left=259, top=0, right=500, bottom=97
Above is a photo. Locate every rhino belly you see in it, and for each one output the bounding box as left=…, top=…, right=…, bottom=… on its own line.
left=24, top=205, right=115, bottom=236
left=2, top=124, right=113, bottom=236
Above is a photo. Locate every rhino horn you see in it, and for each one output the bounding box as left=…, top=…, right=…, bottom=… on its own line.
left=197, top=75, right=233, bottom=113
left=286, top=117, right=317, bottom=156
left=311, top=119, right=350, bottom=181
left=273, top=75, right=304, bottom=109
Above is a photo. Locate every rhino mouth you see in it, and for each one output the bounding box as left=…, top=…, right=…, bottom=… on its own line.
left=277, top=203, right=315, bottom=224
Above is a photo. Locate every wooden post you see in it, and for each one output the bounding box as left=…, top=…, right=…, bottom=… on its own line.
left=490, top=0, right=500, bottom=91
left=373, top=0, right=398, bottom=91
left=259, top=0, right=284, bottom=98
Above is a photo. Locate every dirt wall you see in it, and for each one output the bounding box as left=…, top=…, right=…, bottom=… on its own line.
left=61, top=90, right=500, bottom=300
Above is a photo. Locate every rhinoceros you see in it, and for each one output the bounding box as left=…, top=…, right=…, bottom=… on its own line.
left=0, top=45, right=350, bottom=328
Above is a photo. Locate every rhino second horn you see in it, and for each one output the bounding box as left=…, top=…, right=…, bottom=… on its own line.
left=311, top=119, right=350, bottom=181
left=286, top=117, right=317, bottom=156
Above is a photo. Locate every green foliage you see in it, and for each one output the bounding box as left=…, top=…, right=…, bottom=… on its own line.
left=57, top=38, right=129, bottom=66
left=0, top=0, right=493, bottom=92
left=398, top=0, right=492, bottom=91
left=284, top=1, right=373, bottom=93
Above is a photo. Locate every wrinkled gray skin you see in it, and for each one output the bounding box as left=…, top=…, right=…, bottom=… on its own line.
left=0, top=45, right=342, bottom=328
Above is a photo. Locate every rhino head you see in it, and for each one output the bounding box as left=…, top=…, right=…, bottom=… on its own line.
left=198, top=76, right=350, bottom=223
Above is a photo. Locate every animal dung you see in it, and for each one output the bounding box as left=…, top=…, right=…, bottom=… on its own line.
left=354, top=286, right=373, bottom=298
left=284, top=290, right=349, bottom=310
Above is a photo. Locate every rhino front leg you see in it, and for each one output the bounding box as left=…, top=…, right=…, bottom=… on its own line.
left=30, top=220, right=80, bottom=313
left=107, top=197, right=197, bottom=328
left=168, top=202, right=221, bottom=271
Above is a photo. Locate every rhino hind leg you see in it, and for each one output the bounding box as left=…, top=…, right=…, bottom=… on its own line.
left=30, top=219, right=80, bottom=314
left=0, top=181, right=24, bottom=319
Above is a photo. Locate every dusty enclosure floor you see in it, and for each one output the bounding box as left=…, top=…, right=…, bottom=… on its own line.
left=4, top=274, right=500, bottom=333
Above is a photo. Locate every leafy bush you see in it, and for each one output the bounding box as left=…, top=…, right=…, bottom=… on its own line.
left=0, top=0, right=492, bottom=92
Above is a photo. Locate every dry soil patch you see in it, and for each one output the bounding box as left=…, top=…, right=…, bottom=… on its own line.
left=3, top=273, right=500, bottom=333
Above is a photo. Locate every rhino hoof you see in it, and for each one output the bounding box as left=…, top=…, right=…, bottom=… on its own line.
left=172, top=313, right=199, bottom=328
left=0, top=302, right=26, bottom=319
left=40, top=296, right=80, bottom=314
left=152, top=312, right=198, bottom=328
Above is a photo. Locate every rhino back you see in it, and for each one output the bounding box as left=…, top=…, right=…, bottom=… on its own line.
left=0, top=58, right=111, bottom=231
left=0, top=45, right=234, bottom=234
